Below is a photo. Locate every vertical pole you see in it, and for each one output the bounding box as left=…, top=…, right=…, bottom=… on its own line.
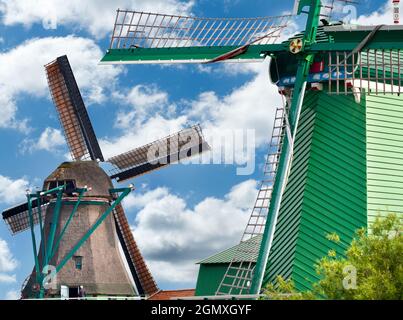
left=36, top=193, right=46, bottom=300
left=27, top=194, right=41, bottom=298
left=41, top=187, right=64, bottom=299
left=50, top=188, right=86, bottom=260
left=36, top=192, right=47, bottom=267
left=250, top=0, right=321, bottom=295
left=46, top=188, right=64, bottom=262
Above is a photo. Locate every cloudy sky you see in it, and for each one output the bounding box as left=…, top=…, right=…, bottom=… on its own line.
left=0, top=0, right=398, bottom=299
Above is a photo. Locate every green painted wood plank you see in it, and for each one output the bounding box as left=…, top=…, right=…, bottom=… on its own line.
left=263, top=91, right=367, bottom=292
left=366, top=93, right=403, bottom=228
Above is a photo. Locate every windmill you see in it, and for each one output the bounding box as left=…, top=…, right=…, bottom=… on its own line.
left=1, top=55, right=210, bottom=299
left=99, top=0, right=403, bottom=298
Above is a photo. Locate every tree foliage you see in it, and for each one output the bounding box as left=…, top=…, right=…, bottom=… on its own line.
left=262, top=214, right=403, bottom=300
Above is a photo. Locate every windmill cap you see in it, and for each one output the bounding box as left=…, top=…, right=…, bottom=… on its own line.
left=44, top=161, right=113, bottom=197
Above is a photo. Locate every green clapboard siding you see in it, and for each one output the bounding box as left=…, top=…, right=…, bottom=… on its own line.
left=263, top=91, right=367, bottom=291
left=195, top=264, right=234, bottom=296
left=366, top=94, right=403, bottom=228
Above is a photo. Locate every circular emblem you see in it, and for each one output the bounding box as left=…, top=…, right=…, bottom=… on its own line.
left=290, top=38, right=303, bottom=54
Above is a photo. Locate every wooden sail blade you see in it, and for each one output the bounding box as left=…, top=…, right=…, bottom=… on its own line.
left=113, top=203, right=158, bottom=296
left=45, top=55, right=104, bottom=161
left=108, top=124, right=211, bottom=182
left=2, top=199, right=50, bottom=235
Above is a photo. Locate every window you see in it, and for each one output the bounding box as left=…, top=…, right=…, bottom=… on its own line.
left=73, top=256, right=83, bottom=270
left=48, top=181, right=58, bottom=190
left=47, top=180, right=76, bottom=196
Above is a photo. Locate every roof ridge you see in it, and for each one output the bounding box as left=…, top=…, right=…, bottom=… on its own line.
left=196, top=235, right=262, bottom=265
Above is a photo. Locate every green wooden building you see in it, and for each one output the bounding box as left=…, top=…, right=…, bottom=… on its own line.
left=195, top=236, right=261, bottom=296
left=195, top=90, right=403, bottom=294
left=263, top=90, right=403, bottom=291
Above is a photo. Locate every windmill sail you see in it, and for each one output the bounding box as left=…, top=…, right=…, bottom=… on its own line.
left=101, top=9, right=292, bottom=64
left=45, top=55, right=104, bottom=161
left=2, top=199, right=50, bottom=235
left=113, top=204, right=158, bottom=296
left=108, top=124, right=210, bottom=182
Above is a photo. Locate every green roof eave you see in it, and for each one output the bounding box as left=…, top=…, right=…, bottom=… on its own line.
left=317, top=25, right=403, bottom=50
left=197, top=235, right=262, bottom=265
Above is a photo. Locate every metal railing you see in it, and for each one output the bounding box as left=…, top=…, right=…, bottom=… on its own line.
left=328, top=49, right=403, bottom=95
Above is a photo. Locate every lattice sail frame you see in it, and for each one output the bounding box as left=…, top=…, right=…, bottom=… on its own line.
left=45, top=56, right=104, bottom=162
left=46, top=60, right=88, bottom=161
left=113, top=204, right=158, bottom=295
left=109, top=9, right=292, bottom=50
left=3, top=200, right=49, bottom=235
left=108, top=124, right=210, bottom=182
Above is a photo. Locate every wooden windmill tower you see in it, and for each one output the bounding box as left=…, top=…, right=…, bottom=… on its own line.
left=1, top=55, right=210, bottom=299
left=100, top=0, right=403, bottom=298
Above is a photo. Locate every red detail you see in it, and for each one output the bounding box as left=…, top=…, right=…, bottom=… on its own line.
left=346, top=80, right=354, bottom=89
left=148, top=289, right=195, bottom=300
left=310, top=61, right=324, bottom=73
left=310, top=83, right=323, bottom=91
left=393, top=0, right=400, bottom=24
left=209, top=46, right=249, bottom=63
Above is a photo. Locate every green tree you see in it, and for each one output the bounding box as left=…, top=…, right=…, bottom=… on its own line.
left=262, top=214, right=403, bottom=300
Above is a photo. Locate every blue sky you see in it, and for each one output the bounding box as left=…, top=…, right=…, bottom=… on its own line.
left=0, top=0, right=397, bottom=299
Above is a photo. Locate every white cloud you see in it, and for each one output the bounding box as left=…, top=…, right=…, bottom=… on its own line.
left=0, top=273, right=16, bottom=283
left=5, top=289, right=20, bottom=300
left=20, top=127, right=65, bottom=154
left=0, top=36, right=122, bottom=130
left=0, top=0, right=194, bottom=39
left=36, top=127, right=65, bottom=151
left=0, top=238, right=18, bottom=285
left=354, top=1, right=402, bottom=26
left=0, top=175, right=30, bottom=205
left=0, top=89, right=20, bottom=130
left=188, top=60, right=281, bottom=147
left=100, top=59, right=281, bottom=171
left=114, top=84, right=170, bottom=129
left=127, top=85, right=169, bottom=110
left=125, top=179, right=258, bottom=285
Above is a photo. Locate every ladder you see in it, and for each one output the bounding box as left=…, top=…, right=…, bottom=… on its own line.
left=215, top=106, right=289, bottom=296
